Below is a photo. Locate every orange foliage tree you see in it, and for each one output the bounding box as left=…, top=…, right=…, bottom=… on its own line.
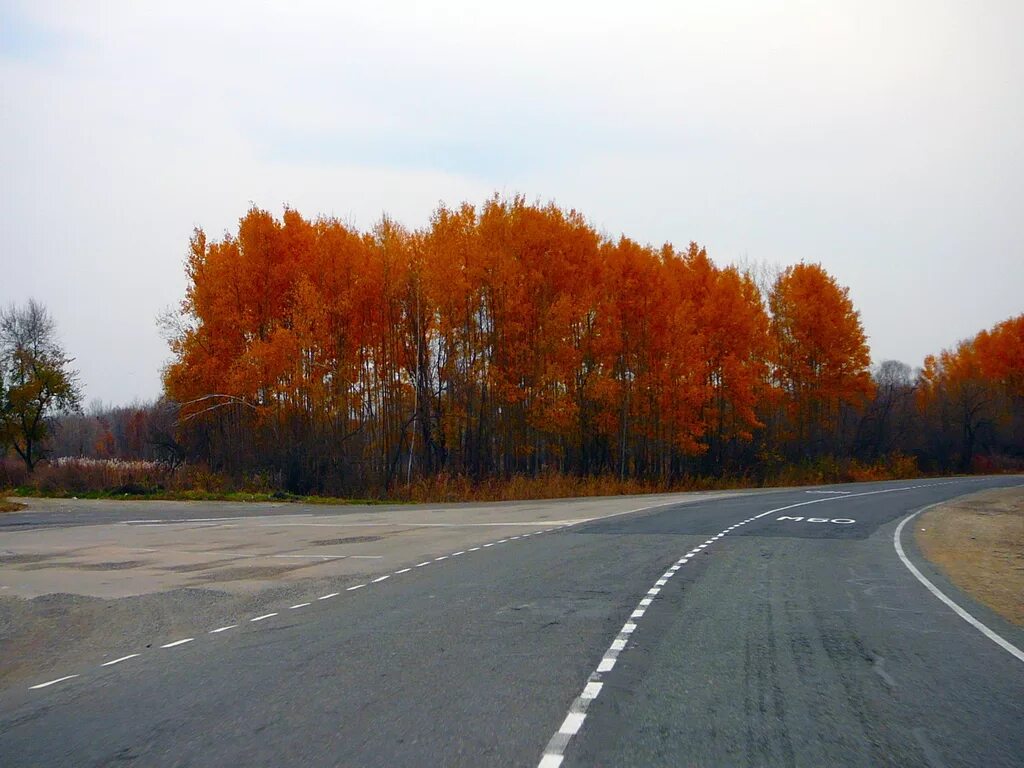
left=163, top=197, right=879, bottom=494
left=767, top=263, right=872, bottom=459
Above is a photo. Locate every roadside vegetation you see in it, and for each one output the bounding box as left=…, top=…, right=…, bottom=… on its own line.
left=916, top=487, right=1024, bottom=626
left=1, top=195, right=1022, bottom=502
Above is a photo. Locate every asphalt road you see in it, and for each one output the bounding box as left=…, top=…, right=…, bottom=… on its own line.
left=1, top=477, right=1022, bottom=767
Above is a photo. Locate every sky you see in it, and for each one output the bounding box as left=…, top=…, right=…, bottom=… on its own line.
left=2, top=1, right=1022, bottom=406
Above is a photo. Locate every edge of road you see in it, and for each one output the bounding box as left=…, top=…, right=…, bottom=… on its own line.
left=893, top=487, right=1024, bottom=664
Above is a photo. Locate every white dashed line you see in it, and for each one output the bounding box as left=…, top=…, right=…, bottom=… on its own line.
left=559, top=712, right=586, bottom=735
left=536, top=480, right=963, bottom=767
left=101, top=654, right=140, bottom=667
left=21, top=521, right=560, bottom=696
left=29, top=675, right=78, bottom=690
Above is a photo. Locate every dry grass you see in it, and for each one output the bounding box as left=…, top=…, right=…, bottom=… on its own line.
left=0, top=499, right=26, bottom=512
left=916, top=487, right=1024, bottom=626
left=1, top=454, right=926, bottom=504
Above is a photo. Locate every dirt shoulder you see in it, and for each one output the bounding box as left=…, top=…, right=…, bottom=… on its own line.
left=915, top=485, right=1024, bottom=626
left=0, top=500, right=26, bottom=513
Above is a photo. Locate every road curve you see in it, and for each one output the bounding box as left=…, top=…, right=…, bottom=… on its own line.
left=1, top=477, right=1022, bottom=767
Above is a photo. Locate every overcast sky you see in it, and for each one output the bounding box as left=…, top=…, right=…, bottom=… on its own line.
left=2, top=1, right=1022, bottom=406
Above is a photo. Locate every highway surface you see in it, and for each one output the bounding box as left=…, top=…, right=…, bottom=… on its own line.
left=1, top=477, right=1022, bottom=766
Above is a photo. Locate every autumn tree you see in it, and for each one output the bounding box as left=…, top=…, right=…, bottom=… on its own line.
left=0, top=300, right=82, bottom=471
left=161, top=198, right=904, bottom=494
left=767, top=263, right=872, bottom=459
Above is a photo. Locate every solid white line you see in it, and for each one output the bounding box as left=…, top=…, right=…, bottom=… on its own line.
left=101, top=654, right=140, bottom=667
left=534, top=479, right=972, bottom=768
left=894, top=504, right=1024, bottom=664
left=290, top=602, right=311, bottom=609
left=161, top=638, right=193, bottom=648
left=210, top=625, right=236, bottom=633
left=30, top=675, right=78, bottom=689
left=250, top=613, right=277, bottom=622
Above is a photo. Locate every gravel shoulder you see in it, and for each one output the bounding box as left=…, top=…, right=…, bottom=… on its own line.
left=915, top=485, right=1024, bottom=626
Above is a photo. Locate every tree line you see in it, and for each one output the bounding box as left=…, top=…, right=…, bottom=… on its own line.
left=155, top=196, right=1021, bottom=493
left=3, top=196, right=1021, bottom=495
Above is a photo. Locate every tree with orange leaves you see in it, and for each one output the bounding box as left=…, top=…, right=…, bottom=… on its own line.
left=768, top=263, right=872, bottom=458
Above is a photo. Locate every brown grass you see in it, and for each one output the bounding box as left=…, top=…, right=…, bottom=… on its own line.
left=916, top=487, right=1024, bottom=626
left=0, top=499, right=26, bottom=512
left=1, top=454, right=926, bottom=504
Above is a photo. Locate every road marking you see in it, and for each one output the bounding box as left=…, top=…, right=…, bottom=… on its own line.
left=17, top=519, right=574, bottom=699
left=559, top=712, right=586, bottom=735
left=161, top=638, right=193, bottom=648
left=29, top=675, right=78, bottom=689
left=536, top=479, right=971, bottom=767
left=895, top=503, right=1024, bottom=664
left=101, top=654, right=140, bottom=667
left=806, top=490, right=852, bottom=495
